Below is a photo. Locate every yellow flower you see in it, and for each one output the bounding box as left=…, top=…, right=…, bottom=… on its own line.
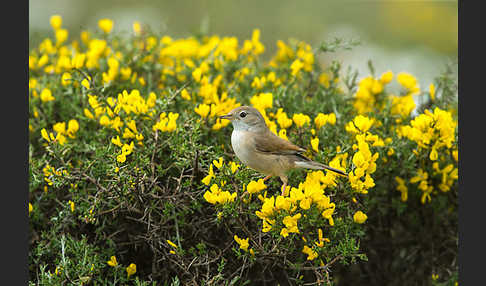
left=452, top=149, right=458, bottom=161
left=230, top=161, right=240, bottom=174
left=397, top=72, right=420, bottom=95
left=67, top=119, right=79, bottom=137
left=122, top=142, right=135, bottom=155
left=275, top=109, right=292, bottom=129
left=345, top=115, right=374, bottom=134
left=201, top=164, right=214, bottom=186
left=116, top=154, right=127, bottom=163
left=311, top=137, right=319, bottom=152
left=181, top=88, right=191, bottom=100
left=319, top=72, right=330, bottom=88
left=380, top=70, right=394, bottom=84
left=81, top=77, right=90, bottom=89
left=98, top=18, right=114, bottom=34
left=29, top=203, right=33, bottom=215
left=55, top=29, right=68, bottom=45
left=213, top=157, right=224, bottom=169
left=280, top=213, right=302, bottom=237
left=290, top=59, right=304, bottom=76
left=61, top=72, right=72, bottom=86
left=275, top=195, right=291, bottom=211
left=315, top=228, right=330, bottom=247
left=390, top=95, right=416, bottom=117
left=203, top=184, right=237, bottom=205
left=50, top=15, right=62, bottom=30
left=167, top=240, right=178, bottom=248
left=250, top=93, right=273, bottom=111
left=353, top=211, right=368, bottom=224
left=278, top=129, right=288, bottom=140
left=126, top=263, right=136, bottom=278
left=314, top=113, right=329, bottom=129
left=192, top=68, right=202, bottom=82
left=395, top=176, right=408, bottom=202
left=53, top=122, right=66, bottom=135
left=302, top=245, right=318, bottom=261
left=234, top=235, right=249, bottom=252
left=195, top=104, right=210, bottom=118
left=327, top=113, right=336, bottom=125
left=99, top=115, right=110, bottom=126
left=429, top=148, right=438, bottom=161
left=429, top=83, right=436, bottom=101
left=84, top=108, right=94, bottom=119
left=68, top=200, right=75, bottom=212
left=292, top=113, right=311, bottom=127
left=40, top=88, right=55, bottom=102
left=41, top=128, right=51, bottom=142
left=106, top=256, right=118, bottom=267
left=111, top=136, right=123, bottom=147
left=247, top=179, right=267, bottom=194
left=72, top=53, right=86, bottom=69
left=133, top=21, right=142, bottom=35
left=255, top=196, right=275, bottom=220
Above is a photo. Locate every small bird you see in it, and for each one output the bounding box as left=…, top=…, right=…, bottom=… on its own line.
left=220, top=106, right=347, bottom=195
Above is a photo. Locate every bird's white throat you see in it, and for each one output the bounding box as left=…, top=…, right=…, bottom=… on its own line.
left=231, top=129, right=252, bottom=166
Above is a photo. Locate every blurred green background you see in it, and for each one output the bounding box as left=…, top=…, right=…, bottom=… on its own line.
left=29, top=0, right=457, bottom=88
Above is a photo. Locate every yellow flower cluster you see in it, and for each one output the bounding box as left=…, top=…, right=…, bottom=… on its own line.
left=274, top=108, right=293, bottom=129
left=42, top=163, right=69, bottom=187
left=152, top=112, right=179, bottom=133
left=314, top=112, right=336, bottom=130
left=203, top=183, right=237, bottom=205
left=398, top=107, right=457, bottom=161
left=84, top=89, right=158, bottom=137
left=269, top=40, right=294, bottom=66
left=410, top=169, right=434, bottom=204
left=240, top=29, right=265, bottom=60
left=246, top=179, right=267, bottom=194
left=250, top=71, right=280, bottom=90
left=114, top=140, right=135, bottom=163
left=250, top=92, right=273, bottom=112
left=292, top=113, right=311, bottom=128
left=302, top=245, right=318, bottom=261
left=41, top=119, right=79, bottom=145
left=397, top=72, right=420, bottom=95
left=353, top=71, right=393, bottom=114
left=432, top=162, right=458, bottom=193
left=233, top=234, right=250, bottom=252
left=98, top=18, right=114, bottom=34
left=407, top=162, right=458, bottom=204
left=395, top=176, right=408, bottom=202
left=346, top=115, right=382, bottom=194
left=192, top=78, right=241, bottom=130
left=255, top=170, right=340, bottom=239
left=390, top=94, right=416, bottom=118
left=40, top=88, right=55, bottom=102
left=289, top=42, right=314, bottom=76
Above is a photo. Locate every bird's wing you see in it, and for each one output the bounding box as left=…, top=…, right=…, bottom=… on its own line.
left=253, top=130, right=306, bottom=155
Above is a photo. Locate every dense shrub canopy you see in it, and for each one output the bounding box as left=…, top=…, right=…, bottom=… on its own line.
left=29, top=16, right=458, bottom=285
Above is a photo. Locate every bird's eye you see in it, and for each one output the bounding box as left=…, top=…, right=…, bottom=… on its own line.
left=239, top=111, right=247, bottom=118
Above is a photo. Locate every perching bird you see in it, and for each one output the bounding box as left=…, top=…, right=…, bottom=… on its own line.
left=219, top=106, right=347, bottom=195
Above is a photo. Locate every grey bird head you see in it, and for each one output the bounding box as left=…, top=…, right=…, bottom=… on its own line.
left=219, top=106, right=267, bottom=132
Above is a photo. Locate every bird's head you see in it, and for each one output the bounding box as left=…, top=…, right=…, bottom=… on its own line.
left=219, top=106, right=267, bottom=131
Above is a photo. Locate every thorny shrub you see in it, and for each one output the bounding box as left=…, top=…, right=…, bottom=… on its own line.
left=29, top=16, right=458, bottom=285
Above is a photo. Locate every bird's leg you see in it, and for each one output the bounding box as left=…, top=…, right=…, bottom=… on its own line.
left=280, top=176, right=288, bottom=196
left=263, top=175, right=272, bottom=182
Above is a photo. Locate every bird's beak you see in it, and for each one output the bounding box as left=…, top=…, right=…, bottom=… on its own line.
left=219, top=114, right=232, bottom=120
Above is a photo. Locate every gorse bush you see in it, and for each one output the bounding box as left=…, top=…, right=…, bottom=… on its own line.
left=29, top=15, right=458, bottom=285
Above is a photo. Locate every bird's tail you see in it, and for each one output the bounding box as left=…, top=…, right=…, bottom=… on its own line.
left=294, top=160, right=347, bottom=176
